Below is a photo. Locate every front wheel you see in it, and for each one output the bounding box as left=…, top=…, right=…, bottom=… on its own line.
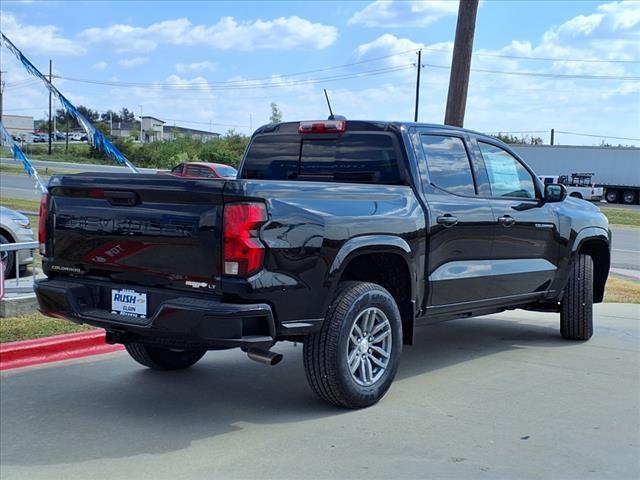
left=125, top=342, right=207, bottom=370
left=303, top=281, right=402, bottom=409
left=560, top=254, right=594, bottom=341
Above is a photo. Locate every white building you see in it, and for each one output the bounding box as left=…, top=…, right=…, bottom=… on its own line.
left=141, top=116, right=165, bottom=143
left=2, top=115, right=34, bottom=142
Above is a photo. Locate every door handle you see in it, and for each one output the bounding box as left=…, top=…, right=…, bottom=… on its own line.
left=497, top=215, right=516, bottom=227
left=436, top=214, right=458, bottom=227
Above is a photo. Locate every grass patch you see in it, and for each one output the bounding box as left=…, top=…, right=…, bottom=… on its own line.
left=605, top=277, right=640, bottom=304
left=0, top=197, right=41, bottom=213
left=0, top=312, right=94, bottom=343
left=0, top=164, right=80, bottom=176
left=601, top=207, right=640, bottom=228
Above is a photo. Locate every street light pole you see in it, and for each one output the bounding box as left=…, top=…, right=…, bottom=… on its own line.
left=139, top=105, right=143, bottom=143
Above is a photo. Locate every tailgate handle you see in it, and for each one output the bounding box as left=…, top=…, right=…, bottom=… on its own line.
left=104, top=190, right=138, bottom=206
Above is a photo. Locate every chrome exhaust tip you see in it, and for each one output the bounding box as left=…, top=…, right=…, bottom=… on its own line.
left=247, top=348, right=283, bottom=366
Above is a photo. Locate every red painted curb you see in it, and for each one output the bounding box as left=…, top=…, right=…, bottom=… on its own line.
left=0, top=330, right=124, bottom=371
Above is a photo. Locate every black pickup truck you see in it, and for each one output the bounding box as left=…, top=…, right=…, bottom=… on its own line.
left=35, top=119, right=611, bottom=408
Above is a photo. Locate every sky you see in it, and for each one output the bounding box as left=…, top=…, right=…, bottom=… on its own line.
left=1, top=0, right=639, bottom=145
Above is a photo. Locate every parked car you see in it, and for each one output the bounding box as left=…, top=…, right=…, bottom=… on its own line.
left=539, top=173, right=604, bottom=201
left=165, top=162, right=238, bottom=179
left=32, top=134, right=47, bottom=143
left=35, top=119, right=611, bottom=408
left=0, top=206, right=35, bottom=278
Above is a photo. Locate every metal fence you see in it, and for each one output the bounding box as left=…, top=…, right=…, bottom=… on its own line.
left=1, top=241, right=38, bottom=295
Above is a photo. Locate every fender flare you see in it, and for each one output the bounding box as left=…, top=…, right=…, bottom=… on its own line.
left=571, top=226, right=610, bottom=257
left=325, top=235, right=416, bottom=344
left=328, top=235, right=412, bottom=278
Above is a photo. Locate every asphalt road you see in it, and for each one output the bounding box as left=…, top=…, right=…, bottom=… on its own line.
left=1, top=305, right=638, bottom=480
left=611, top=227, right=640, bottom=272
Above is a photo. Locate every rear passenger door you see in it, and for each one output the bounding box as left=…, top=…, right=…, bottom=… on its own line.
left=472, top=140, right=560, bottom=299
left=413, top=132, right=495, bottom=311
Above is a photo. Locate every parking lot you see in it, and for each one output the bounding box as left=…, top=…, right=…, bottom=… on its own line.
left=1, top=304, right=638, bottom=480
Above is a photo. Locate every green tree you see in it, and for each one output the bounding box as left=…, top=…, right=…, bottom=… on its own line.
left=269, top=102, right=282, bottom=124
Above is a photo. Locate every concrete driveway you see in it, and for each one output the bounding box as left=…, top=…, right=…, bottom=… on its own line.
left=1, top=304, right=639, bottom=480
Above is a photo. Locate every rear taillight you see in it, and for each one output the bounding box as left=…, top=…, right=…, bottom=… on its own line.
left=38, top=193, right=49, bottom=255
left=223, top=203, right=267, bottom=276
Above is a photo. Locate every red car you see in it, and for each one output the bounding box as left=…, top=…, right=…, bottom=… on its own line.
left=166, top=162, right=237, bottom=179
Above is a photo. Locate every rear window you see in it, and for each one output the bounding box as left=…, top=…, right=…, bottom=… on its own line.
left=241, top=133, right=403, bottom=185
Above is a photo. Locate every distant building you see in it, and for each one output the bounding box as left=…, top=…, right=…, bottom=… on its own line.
left=110, top=122, right=137, bottom=140
left=141, top=116, right=165, bottom=143
left=2, top=115, right=34, bottom=142
left=163, top=125, right=220, bottom=142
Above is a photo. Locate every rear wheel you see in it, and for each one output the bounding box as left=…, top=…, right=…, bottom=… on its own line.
left=303, top=281, right=402, bottom=409
left=560, top=254, right=593, bottom=341
left=569, top=192, right=583, bottom=199
left=623, top=190, right=637, bottom=205
left=125, top=342, right=207, bottom=370
left=0, top=233, right=16, bottom=278
left=605, top=189, right=619, bottom=203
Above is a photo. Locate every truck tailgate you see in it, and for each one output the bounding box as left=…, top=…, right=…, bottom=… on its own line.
left=46, top=173, right=226, bottom=292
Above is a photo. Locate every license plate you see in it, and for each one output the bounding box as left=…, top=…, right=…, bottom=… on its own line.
left=111, top=289, right=147, bottom=318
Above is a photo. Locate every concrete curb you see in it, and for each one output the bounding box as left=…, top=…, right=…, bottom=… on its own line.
left=0, top=330, right=123, bottom=371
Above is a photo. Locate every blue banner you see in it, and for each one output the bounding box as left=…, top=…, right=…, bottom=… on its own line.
left=0, top=33, right=139, bottom=173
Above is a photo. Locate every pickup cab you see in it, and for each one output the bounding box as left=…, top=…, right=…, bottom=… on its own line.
left=35, top=119, right=611, bottom=408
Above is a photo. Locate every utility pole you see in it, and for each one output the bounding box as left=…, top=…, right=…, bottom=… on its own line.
left=139, top=105, right=143, bottom=143
left=550, top=128, right=555, bottom=146
left=48, top=59, right=52, bottom=155
left=0, top=70, right=6, bottom=124
left=444, top=0, right=479, bottom=127
left=249, top=113, right=253, bottom=133
left=109, top=111, right=113, bottom=136
left=65, top=113, right=69, bottom=153
left=414, top=49, right=422, bottom=122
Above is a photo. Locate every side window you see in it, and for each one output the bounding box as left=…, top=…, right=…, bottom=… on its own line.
left=478, top=142, right=536, bottom=199
left=185, top=165, right=201, bottom=177
left=421, top=135, right=476, bottom=196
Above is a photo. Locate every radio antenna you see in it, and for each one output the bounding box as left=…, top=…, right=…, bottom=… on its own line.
left=324, top=89, right=335, bottom=120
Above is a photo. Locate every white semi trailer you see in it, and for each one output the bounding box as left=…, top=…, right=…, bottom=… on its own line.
left=512, top=145, right=640, bottom=205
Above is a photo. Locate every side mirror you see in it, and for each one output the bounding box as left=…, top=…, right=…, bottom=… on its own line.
left=544, top=183, right=567, bottom=203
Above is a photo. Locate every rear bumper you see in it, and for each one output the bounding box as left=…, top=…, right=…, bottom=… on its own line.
left=34, top=278, right=277, bottom=350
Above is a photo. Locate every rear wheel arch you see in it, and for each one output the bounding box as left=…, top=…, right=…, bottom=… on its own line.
left=330, top=243, right=416, bottom=345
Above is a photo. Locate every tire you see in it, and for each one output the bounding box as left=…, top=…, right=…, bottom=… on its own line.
left=0, top=233, right=16, bottom=279
left=569, top=192, right=582, bottom=199
left=622, top=190, right=637, bottom=205
left=560, top=254, right=594, bottom=341
left=125, top=342, right=207, bottom=370
left=605, top=189, right=619, bottom=203
left=303, top=281, right=402, bottom=409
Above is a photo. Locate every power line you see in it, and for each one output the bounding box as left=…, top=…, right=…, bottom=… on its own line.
left=423, top=63, right=640, bottom=80
left=554, top=130, right=640, bottom=142
left=420, top=45, right=640, bottom=64
left=53, top=64, right=416, bottom=90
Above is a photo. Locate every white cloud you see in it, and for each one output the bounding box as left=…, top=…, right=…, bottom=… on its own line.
left=0, top=11, right=85, bottom=55
left=175, top=61, right=217, bottom=73
left=349, top=0, right=458, bottom=27
left=597, top=0, right=640, bottom=29
left=92, top=61, right=108, bottom=70
left=78, top=16, right=338, bottom=53
left=119, top=57, right=149, bottom=68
